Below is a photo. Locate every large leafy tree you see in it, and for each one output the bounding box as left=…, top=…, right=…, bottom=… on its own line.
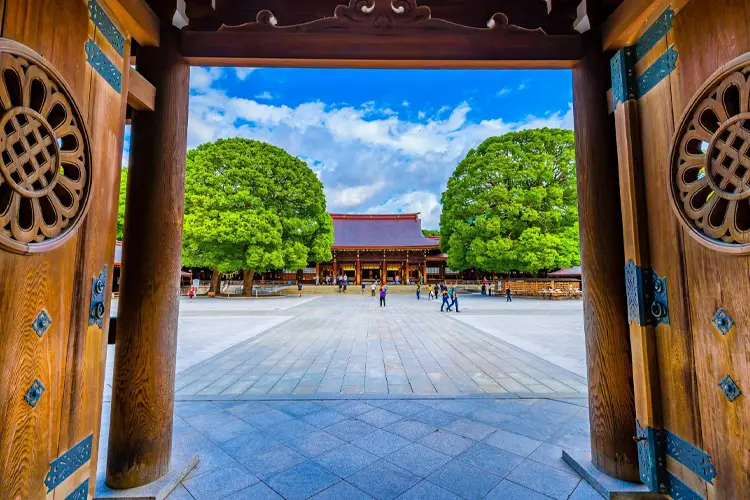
left=116, top=167, right=128, bottom=240
left=440, top=128, right=580, bottom=274
left=182, top=138, right=333, bottom=294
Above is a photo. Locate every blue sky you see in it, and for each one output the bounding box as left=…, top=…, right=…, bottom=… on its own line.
left=176, top=67, right=573, bottom=229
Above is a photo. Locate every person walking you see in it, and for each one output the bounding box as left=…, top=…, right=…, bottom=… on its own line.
left=338, top=278, right=343, bottom=293
left=315, top=275, right=319, bottom=286
left=343, top=280, right=347, bottom=293
left=506, top=287, right=512, bottom=302
left=361, top=282, right=366, bottom=295
left=440, top=284, right=450, bottom=312
left=188, top=285, right=195, bottom=302
left=481, top=283, right=486, bottom=296
left=371, top=281, right=377, bottom=297
left=416, top=283, right=421, bottom=300
left=448, top=283, right=460, bottom=313
left=428, top=284, right=434, bottom=300
left=297, top=280, right=303, bottom=297
left=379, top=285, right=387, bottom=307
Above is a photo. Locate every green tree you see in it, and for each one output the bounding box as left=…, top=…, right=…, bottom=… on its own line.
left=422, top=229, right=440, bottom=237
left=440, top=128, right=580, bottom=274
left=182, top=138, right=333, bottom=294
left=116, top=167, right=128, bottom=240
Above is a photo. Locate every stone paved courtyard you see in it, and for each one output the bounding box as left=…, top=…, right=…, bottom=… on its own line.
left=168, top=294, right=586, bottom=397
left=98, top=294, right=600, bottom=499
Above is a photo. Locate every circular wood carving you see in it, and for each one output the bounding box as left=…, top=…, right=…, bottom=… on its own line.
left=0, top=39, right=92, bottom=255
left=670, top=52, right=750, bottom=254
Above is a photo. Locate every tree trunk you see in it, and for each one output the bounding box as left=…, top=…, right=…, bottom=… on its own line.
left=243, top=268, right=255, bottom=296
left=209, top=266, right=220, bottom=294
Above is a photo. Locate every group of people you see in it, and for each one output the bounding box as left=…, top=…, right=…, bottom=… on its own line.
left=420, top=282, right=460, bottom=313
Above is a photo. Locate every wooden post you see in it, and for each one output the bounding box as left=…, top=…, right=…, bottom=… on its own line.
left=356, top=258, right=361, bottom=285
left=572, top=31, right=639, bottom=481
left=106, top=26, right=190, bottom=489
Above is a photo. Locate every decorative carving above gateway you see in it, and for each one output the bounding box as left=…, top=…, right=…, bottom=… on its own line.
left=0, top=39, right=92, bottom=255
left=220, top=0, right=546, bottom=35
left=670, top=52, right=750, bottom=254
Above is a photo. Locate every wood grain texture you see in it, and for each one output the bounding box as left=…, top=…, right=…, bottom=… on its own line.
left=0, top=1, right=89, bottom=498
left=127, top=66, right=156, bottom=111
left=107, top=25, right=189, bottom=488
left=614, top=100, right=662, bottom=430
left=670, top=0, right=750, bottom=497
left=101, top=0, right=160, bottom=46
left=572, top=31, right=639, bottom=482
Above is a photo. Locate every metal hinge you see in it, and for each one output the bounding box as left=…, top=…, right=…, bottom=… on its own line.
left=635, top=420, right=715, bottom=499
left=89, top=266, right=107, bottom=328
left=625, top=260, right=669, bottom=326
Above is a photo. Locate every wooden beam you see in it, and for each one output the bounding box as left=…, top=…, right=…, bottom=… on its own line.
left=601, top=0, right=689, bottom=50
left=102, top=0, right=160, bottom=47
left=180, top=31, right=583, bottom=69
left=127, top=66, right=155, bottom=111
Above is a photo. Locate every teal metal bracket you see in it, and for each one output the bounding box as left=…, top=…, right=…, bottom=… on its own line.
left=635, top=8, right=675, bottom=61
left=88, top=0, right=125, bottom=57
left=85, top=39, right=122, bottom=93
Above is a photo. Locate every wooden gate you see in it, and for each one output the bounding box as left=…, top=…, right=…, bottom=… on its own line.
left=612, top=0, right=750, bottom=498
left=0, top=0, right=129, bottom=498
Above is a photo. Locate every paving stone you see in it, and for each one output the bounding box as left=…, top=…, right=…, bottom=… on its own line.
left=411, top=409, right=460, bottom=428
left=395, top=480, right=462, bottom=500
left=264, top=419, right=316, bottom=443
left=336, top=401, right=376, bottom=416
left=546, top=427, right=591, bottom=452
left=217, top=430, right=279, bottom=459
left=325, top=419, right=378, bottom=442
left=499, top=416, right=560, bottom=441
left=182, top=465, right=259, bottom=500
left=301, top=409, right=349, bottom=428
left=226, top=402, right=273, bottom=419
left=245, top=409, right=295, bottom=429
left=311, top=481, right=374, bottom=499
left=485, top=480, right=553, bottom=500
left=174, top=402, right=222, bottom=419
left=418, top=430, right=474, bottom=457
left=356, top=409, right=404, bottom=428
left=184, top=409, right=240, bottom=432
left=483, top=429, right=542, bottom=457
left=457, top=442, right=524, bottom=477
left=171, top=431, right=237, bottom=477
left=528, top=442, right=576, bottom=473
left=266, top=461, right=341, bottom=500
left=385, top=443, right=451, bottom=477
left=222, top=482, right=283, bottom=499
left=164, top=484, right=194, bottom=500
left=535, top=399, right=581, bottom=416
left=505, top=459, right=581, bottom=499
left=427, top=459, right=502, bottom=499
left=279, top=401, right=323, bottom=417
left=286, top=430, right=345, bottom=458
left=569, top=480, right=605, bottom=499
left=379, top=400, right=426, bottom=417
left=443, top=418, right=496, bottom=440
left=200, top=418, right=257, bottom=444
left=314, top=443, right=379, bottom=478
left=385, top=420, right=437, bottom=441
left=467, top=408, right=516, bottom=427
left=432, top=400, right=483, bottom=417
left=348, top=460, right=421, bottom=500
left=352, top=429, right=411, bottom=457
left=237, top=444, right=306, bottom=479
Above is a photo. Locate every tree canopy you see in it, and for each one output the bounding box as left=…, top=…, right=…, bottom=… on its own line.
left=181, top=138, right=333, bottom=284
left=117, top=167, right=128, bottom=241
left=422, top=229, right=440, bottom=237
left=440, top=128, right=580, bottom=274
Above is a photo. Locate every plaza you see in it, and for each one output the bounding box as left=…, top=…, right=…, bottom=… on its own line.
left=97, top=294, right=598, bottom=499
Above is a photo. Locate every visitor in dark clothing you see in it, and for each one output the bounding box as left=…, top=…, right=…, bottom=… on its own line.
left=506, top=287, right=512, bottom=302
left=380, top=286, right=387, bottom=307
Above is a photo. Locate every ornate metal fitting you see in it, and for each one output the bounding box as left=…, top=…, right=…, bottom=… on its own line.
left=635, top=419, right=667, bottom=493
left=85, top=39, right=122, bottom=93
left=712, top=308, right=734, bottom=335
left=45, top=434, right=93, bottom=492
left=665, top=430, right=716, bottom=483
left=625, top=260, right=670, bottom=326
left=66, top=479, right=89, bottom=500
left=89, top=266, right=107, bottom=327
left=718, top=374, right=741, bottom=402
left=32, top=309, right=52, bottom=337
left=611, top=47, right=637, bottom=106
left=88, top=0, right=124, bottom=56
left=24, top=379, right=45, bottom=407
left=634, top=8, right=675, bottom=61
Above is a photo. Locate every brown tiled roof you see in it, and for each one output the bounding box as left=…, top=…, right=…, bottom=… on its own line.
left=331, top=213, right=440, bottom=249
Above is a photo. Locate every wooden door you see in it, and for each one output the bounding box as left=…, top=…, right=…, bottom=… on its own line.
left=0, top=0, right=129, bottom=498
left=613, top=0, right=750, bottom=498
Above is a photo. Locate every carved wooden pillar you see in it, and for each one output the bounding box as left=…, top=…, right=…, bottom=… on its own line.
left=106, top=26, right=190, bottom=488
left=382, top=258, right=387, bottom=282
left=356, top=257, right=361, bottom=285
left=571, top=32, right=638, bottom=481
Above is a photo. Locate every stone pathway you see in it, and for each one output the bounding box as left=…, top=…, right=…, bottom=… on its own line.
left=172, top=295, right=587, bottom=397
left=97, top=397, right=603, bottom=499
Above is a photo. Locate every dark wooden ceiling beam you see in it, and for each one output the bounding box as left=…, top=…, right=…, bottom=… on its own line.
left=180, top=29, right=583, bottom=68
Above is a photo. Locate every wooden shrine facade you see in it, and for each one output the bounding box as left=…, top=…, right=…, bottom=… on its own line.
left=2, top=1, right=750, bottom=499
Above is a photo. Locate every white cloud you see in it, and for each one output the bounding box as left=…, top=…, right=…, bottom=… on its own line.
left=367, top=191, right=442, bottom=229
left=190, top=67, right=223, bottom=90
left=255, top=91, right=274, bottom=100
left=402, top=100, right=409, bottom=107
left=234, top=68, right=257, bottom=80
left=185, top=75, right=573, bottom=224
left=497, top=87, right=511, bottom=96
left=518, top=82, right=527, bottom=90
